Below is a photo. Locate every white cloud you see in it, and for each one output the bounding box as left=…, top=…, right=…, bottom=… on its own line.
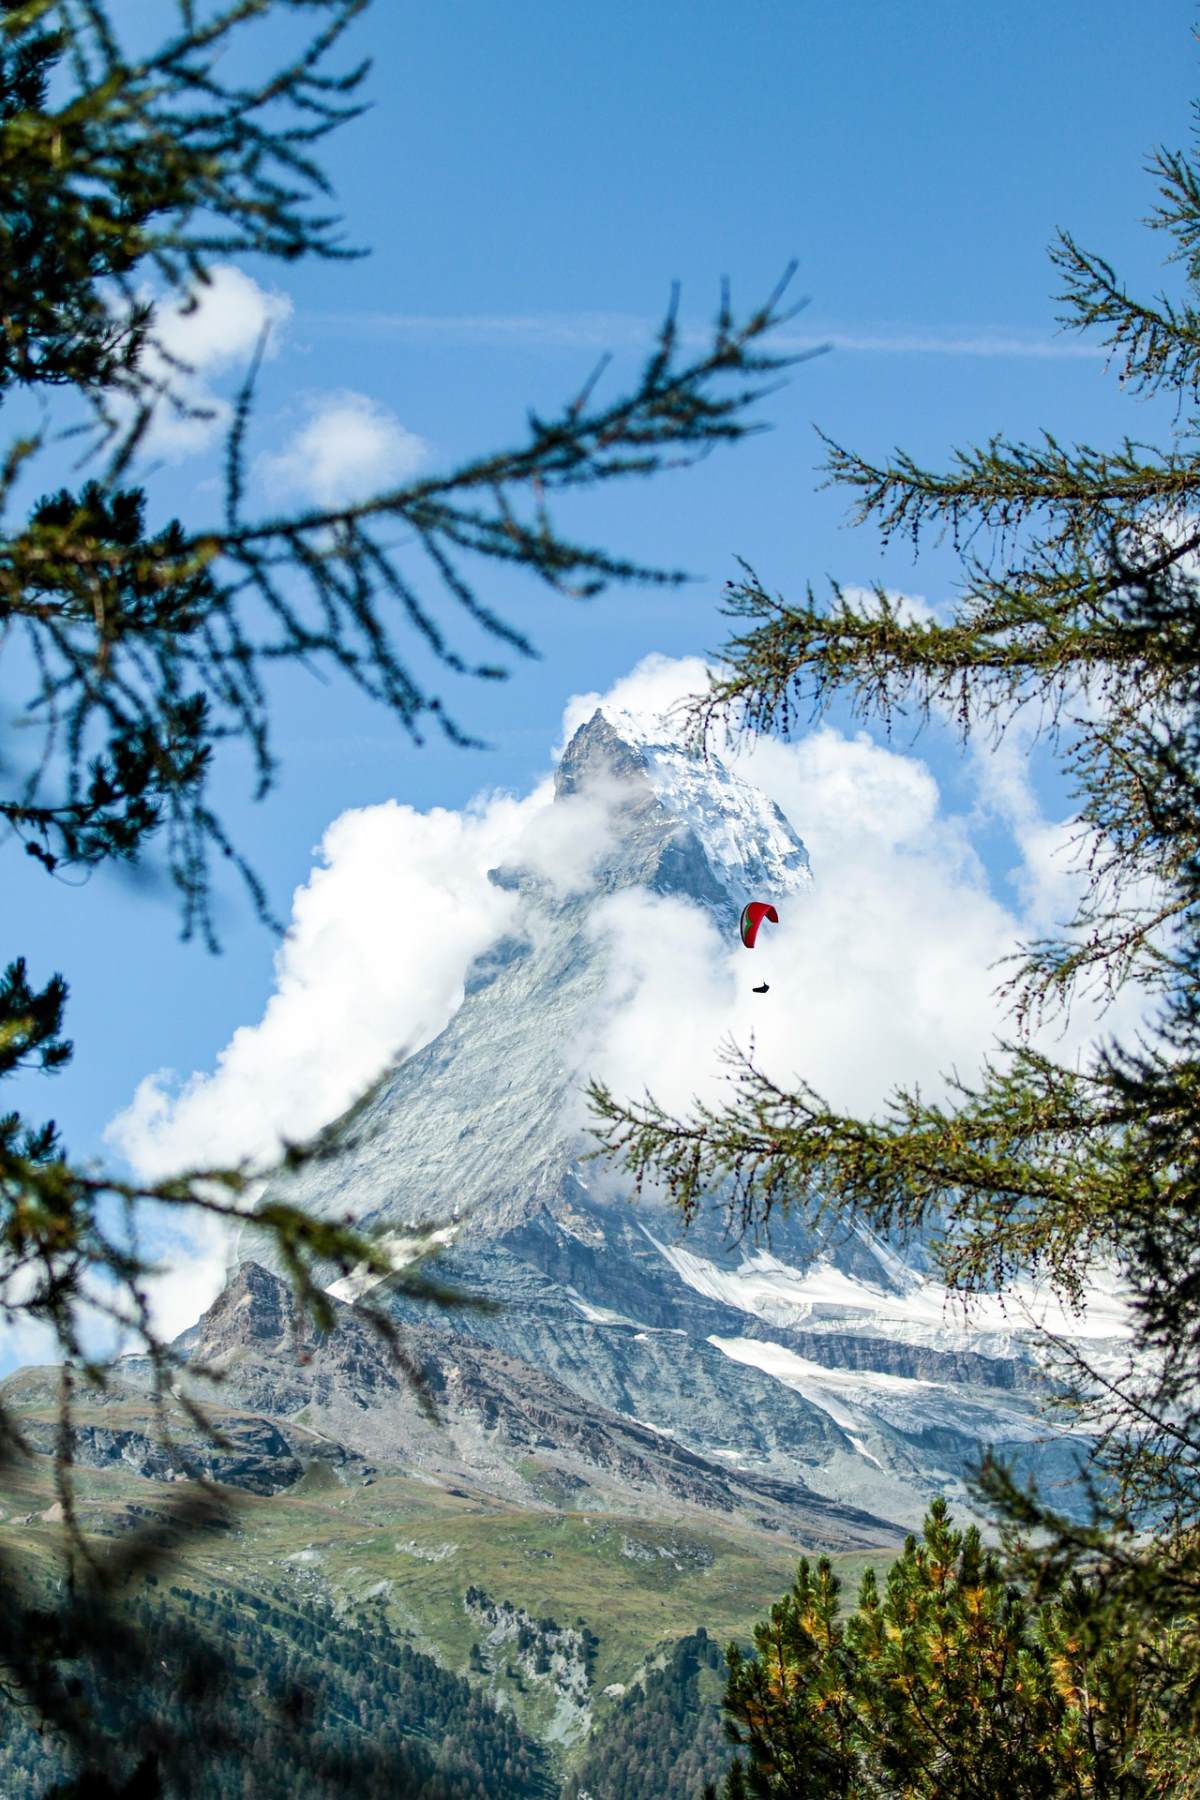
left=963, top=720, right=1086, bottom=937
left=0, top=1243, right=221, bottom=1375
left=106, top=650, right=1156, bottom=1335
left=255, top=391, right=429, bottom=507
left=153, top=265, right=292, bottom=374
left=502, top=779, right=621, bottom=896
left=134, top=1207, right=236, bottom=1350
left=111, top=792, right=540, bottom=1180
left=742, top=725, right=944, bottom=853
left=138, top=264, right=292, bottom=458
left=0, top=1261, right=64, bottom=1377
left=777, top=328, right=1102, bottom=360
left=565, top=722, right=1011, bottom=1124
left=569, top=670, right=1149, bottom=1126
left=121, top=270, right=431, bottom=512
left=573, top=890, right=736, bottom=1118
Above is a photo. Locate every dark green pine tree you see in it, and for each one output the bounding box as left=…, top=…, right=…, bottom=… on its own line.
left=564, top=1629, right=732, bottom=1800
left=720, top=1554, right=858, bottom=1798
left=718, top=1500, right=1157, bottom=1798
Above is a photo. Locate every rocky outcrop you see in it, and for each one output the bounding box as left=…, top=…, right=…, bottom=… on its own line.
left=16, top=1414, right=306, bottom=1495
left=157, top=1263, right=896, bottom=1549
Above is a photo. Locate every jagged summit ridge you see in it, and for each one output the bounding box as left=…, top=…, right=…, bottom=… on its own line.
left=557, top=707, right=812, bottom=903
left=554, top=709, right=652, bottom=799
left=252, top=702, right=811, bottom=1245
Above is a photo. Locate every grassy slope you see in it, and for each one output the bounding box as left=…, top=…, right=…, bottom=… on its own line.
left=0, top=1453, right=895, bottom=1779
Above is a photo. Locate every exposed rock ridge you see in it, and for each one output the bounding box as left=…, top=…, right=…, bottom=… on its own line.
left=161, top=1263, right=898, bottom=1547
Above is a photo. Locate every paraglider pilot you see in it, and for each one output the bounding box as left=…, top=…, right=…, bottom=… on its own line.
left=740, top=901, right=778, bottom=994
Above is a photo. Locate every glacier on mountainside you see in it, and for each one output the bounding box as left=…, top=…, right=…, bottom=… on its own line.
left=247, top=703, right=1124, bottom=1528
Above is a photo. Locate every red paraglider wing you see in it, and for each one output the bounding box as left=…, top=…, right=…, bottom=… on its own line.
left=740, top=901, right=779, bottom=948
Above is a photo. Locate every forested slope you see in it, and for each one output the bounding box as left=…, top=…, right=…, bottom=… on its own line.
left=562, top=1631, right=732, bottom=1800
left=0, top=1580, right=554, bottom=1799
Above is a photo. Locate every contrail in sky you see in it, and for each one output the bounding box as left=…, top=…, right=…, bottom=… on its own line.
left=305, top=309, right=1104, bottom=360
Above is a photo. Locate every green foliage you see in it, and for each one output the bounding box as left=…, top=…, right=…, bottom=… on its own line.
left=590, top=50, right=1200, bottom=1758
left=718, top=1500, right=1174, bottom=1799
left=0, top=1559, right=555, bottom=1797
left=0, top=0, right=366, bottom=402
left=0, top=953, right=69, bottom=1079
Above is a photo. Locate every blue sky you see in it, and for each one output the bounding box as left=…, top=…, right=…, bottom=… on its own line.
left=4, top=0, right=1196, bottom=1172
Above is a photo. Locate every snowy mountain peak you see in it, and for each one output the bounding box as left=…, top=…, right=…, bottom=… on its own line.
left=556, top=705, right=812, bottom=903
left=554, top=709, right=651, bottom=799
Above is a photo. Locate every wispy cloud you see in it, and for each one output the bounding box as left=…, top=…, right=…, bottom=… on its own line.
left=777, top=328, right=1102, bottom=360
left=306, top=308, right=1103, bottom=361
left=306, top=310, right=651, bottom=351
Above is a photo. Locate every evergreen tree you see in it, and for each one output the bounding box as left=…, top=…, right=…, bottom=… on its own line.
left=563, top=1629, right=732, bottom=1800
left=591, top=47, right=1200, bottom=1752
left=2, top=1561, right=557, bottom=1796
left=718, top=1500, right=1168, bottom=1798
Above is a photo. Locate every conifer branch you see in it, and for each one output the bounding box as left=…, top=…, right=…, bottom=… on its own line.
left=591, top=53, right=1200, bottom=1695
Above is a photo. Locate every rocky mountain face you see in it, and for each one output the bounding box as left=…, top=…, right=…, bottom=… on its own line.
left=185, top=1262, right=897, bottom=1547
left=233, top=703, right=1119, bottom=1529
left=0, top=1260, right=894, bottom=1549
left=0, top=708, right=1126, bottom=1795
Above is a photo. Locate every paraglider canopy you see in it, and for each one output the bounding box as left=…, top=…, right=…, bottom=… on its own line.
left=740, top=901, right=779, bottom=949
